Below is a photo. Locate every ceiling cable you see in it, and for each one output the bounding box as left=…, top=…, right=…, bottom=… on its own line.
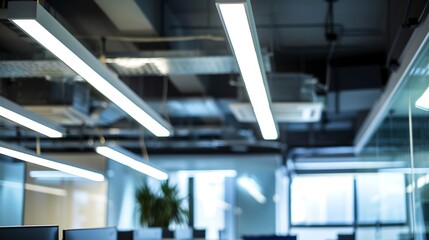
left=161, top=76, right=171, bottom=125
left=322, top=41, right=337, bottom=93
left=317, top=0, right=339, bottom=93
left=139, top=135, right=149, bottom=161
left=95, top=127, right=105, bottom=145
left=385, top=0, right=429, bottom=72
left=36, top=137, right=40, bottom=155
left=385, top=0, right=413, bottom=71
left=99, top=36, right=107, bottom=65
left=417, top=0, right=429, bottom=24
left=77, top=35, right=225, bottom=43
left=324, top=0, right=338, bottom=42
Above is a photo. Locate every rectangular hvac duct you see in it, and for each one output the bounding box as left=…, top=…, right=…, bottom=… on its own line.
left=0, top=54, right=272, bottom=78
left=230, top=102, right=323, bottom=123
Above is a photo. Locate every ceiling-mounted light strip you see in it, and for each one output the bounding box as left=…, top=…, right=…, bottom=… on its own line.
left=216, top=0, right=278, bottom=140
left=0, top=141, right=104, bottom=182
left=96, top=145, right=168, bottom=180
left=0, top=96, right=65, bottom=138
left=8, top=2, right=172, bottom=137
left=29, top=170, right=80, bottom=179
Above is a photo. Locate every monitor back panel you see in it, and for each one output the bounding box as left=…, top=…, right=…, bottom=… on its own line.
left=338, top=234, right=355, bottom=240
left=0, top=225, right=58, bottom=240
left=134, top=228, right=163, bottom=240
left=63, top=227, right=117, bottom=240
left=118, top=231, right=134, bottom=240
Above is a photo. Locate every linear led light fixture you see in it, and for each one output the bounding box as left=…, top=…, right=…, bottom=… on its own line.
left=8, top=2, right=172, bottom=137
left=0, top=141, right=104, bottom=182
left=29, top=170, right=80, bottom=179
left=0, top=96, right=65, bottom=138
left=96, top=145, right=168, bottom=180
left=216, top=0, right=278, bottom=140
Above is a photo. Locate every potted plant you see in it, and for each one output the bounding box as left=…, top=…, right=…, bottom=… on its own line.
left=136, top=181, right=188, bottom=228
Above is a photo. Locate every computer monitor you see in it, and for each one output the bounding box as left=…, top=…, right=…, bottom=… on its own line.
left=242, top=235, right=296, bottom=240
left=174, top=228, right=193, bottom=240
left=338, top=233, right=355, bottom=240
left=118, top=230, right=133, bottom=240
left=133, top=228, right=163, bottom=240
left=162, top=228, right=174, bottom=239
left=0, top=225, right=58, bottom=240
left=193, top=229, right=206, bottom=239
left=63, top=227, right=117, bottom=240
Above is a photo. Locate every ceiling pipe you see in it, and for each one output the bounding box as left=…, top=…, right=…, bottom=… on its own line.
left=4, top=139, right=283, bottom=152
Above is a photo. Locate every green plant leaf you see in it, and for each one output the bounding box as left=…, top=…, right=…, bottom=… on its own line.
left=136, top=181, right=188, bottom=228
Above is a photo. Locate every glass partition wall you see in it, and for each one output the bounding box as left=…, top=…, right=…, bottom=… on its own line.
left=0, top=159, right=25, bottom=226
left=285, top=15, right=429, bottom=240
left=357, top=29, right=429, bottom=240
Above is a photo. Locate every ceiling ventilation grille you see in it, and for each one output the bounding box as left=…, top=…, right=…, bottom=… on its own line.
left=230, top=102, right=323, bottom=123
left=0, top=60, right=77, bottom=78
left=24, top=106, right=94, bottom=126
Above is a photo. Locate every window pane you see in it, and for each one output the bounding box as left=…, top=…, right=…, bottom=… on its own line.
left=291, top=175, right=354, bottom=225
left=194, top=173, right=226, bottom=240
left=356, top=173, right=406, bottom=223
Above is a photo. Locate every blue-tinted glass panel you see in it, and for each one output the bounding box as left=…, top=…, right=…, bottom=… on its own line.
left=0, top=160, right=25, bottom=225
left=356, top=173, right=406, bottom=224
left=291, top=175, right=354, bottom=225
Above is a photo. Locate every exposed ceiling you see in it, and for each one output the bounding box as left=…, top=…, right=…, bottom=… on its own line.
left=0, top=0, right=427, bottom=160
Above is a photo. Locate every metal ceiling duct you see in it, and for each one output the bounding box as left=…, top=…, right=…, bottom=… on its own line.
left=148, top=98, right=222, bottom=118
left=0, top=60, right=77, bottom=78
left=105, top=54, right=272, bottom=76
left=230, top=102, right=324, bottom=123
left=22, top=98, right=224, bottom=127
left=106, top=56, right=239, bottom=75
left=231, top=73, right=324, bottom=123
left=0, top=54, right=271, bottom=78
left=24, top=105, right=95, bottom=126
left=9, top=139, right=283, bottom=151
